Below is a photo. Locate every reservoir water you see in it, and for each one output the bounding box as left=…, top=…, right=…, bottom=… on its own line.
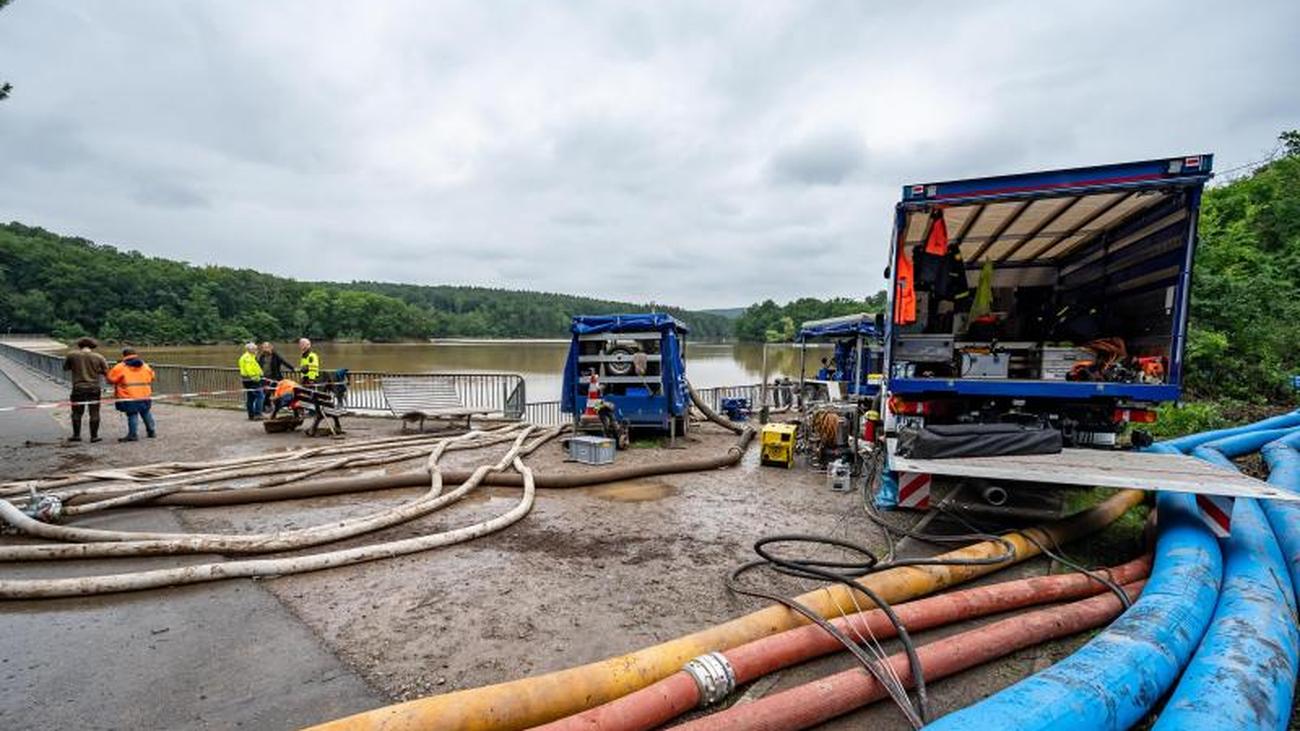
left=141, top=341, right=829, bottom=402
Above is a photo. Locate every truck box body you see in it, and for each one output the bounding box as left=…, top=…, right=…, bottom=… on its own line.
left=883, top=155, right=1212, bottom=443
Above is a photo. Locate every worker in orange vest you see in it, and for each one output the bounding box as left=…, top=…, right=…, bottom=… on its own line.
left=106, top=347, right=157, bottom=442
left=270, top=377, right=299, bottom=419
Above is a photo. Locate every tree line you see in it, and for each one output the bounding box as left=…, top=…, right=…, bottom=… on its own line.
left=733, top=294, right=887, bottom=343
left=0, top=223, right=733, bottom=343
left=1183, top=132, right=1300, bottom=402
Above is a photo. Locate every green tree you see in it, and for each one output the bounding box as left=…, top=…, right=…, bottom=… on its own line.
left=181, top=284, right=221, bottom=342
left=9, top=290, right=55, bottom=331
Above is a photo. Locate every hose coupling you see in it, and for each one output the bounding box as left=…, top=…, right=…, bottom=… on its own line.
left=683, top=651, right=736, bottom=707
left=23, top=488, right=64, bottom=523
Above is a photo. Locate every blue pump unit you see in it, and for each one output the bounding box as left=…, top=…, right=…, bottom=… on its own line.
left=560, top=313, right=689, bottom=431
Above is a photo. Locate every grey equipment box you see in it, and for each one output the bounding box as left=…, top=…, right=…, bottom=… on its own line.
left=569, top=435, right=616, bottom=465
left=1040, top=347, right=1093, bottom=380
left=894, top=334, right=955, bottom=362
left=958, top=350, right=1011, bottom=379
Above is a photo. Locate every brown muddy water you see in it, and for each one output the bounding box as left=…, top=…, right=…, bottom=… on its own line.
left=139, top=341, right=829, bottom=401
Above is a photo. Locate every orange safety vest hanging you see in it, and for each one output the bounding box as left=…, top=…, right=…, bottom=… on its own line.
left=924, top=212, right=949, bottom=256
left=893, top=246, right=917, bottom=326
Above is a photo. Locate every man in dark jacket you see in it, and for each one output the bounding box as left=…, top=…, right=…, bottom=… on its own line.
left=258, top=342, right=293, bottom=413
left=62, top=337, right=109, bottom=442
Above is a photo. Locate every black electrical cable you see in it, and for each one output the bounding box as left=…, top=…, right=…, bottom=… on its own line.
left=727, top=536, right=928, bottom=728
left=726, top=443, right=1028, bottom=728
left=935, top=503, right=1134, bottom=611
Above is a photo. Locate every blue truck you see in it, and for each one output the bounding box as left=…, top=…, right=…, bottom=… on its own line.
left=876, top=155, right=1214, bottom=507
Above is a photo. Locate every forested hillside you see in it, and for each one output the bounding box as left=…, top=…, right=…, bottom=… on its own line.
left=734, top=294, right=887, bottom=342
left=0, top=223, right=732, bottom=343
left=1184, top=132, right=1300, bottom=402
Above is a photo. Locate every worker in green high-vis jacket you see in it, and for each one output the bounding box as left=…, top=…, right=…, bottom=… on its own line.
left=297, top=338, right=320, bottom=385
left=237, top=342, right=264, bottom=420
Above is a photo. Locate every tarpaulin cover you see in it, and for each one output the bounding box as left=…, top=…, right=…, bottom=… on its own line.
left=569, top=313, right=690, bottom=336
left=561, top=313, right=689, bottom=415
left=896, top=423, right=1062, bottom=459
left=796, top=313, right=877, bottom=342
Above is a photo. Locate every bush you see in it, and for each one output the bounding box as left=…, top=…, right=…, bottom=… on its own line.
left=1149, top=401, right=1231, bottom=440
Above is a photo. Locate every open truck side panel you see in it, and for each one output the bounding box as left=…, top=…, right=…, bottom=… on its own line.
left=882, top=155, right=1213, bottom=447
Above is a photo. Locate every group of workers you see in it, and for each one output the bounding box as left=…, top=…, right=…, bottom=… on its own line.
left=59, top=337, right=324, bottom=443
left=236, top=338, right=321, bottom=421
left=62, top=338, right=157, bottom=442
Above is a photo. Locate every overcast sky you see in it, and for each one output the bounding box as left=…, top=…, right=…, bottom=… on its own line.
left=2, top=2, right=1297, bottom=309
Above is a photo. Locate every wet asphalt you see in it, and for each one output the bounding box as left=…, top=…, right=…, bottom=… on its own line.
left=0, top=358, right=383, bottom=730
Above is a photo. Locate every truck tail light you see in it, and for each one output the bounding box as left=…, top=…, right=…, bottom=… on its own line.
left=890, top=396, right=930, bottom=416
left=1114, top=408, right=1158, bottom=424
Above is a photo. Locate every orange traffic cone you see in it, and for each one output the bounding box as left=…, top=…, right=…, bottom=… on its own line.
left=581, top=374, right=601, bottom=422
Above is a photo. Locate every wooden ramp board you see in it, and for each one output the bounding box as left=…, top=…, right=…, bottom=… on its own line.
left=889, top=448, right=1300, bottom=503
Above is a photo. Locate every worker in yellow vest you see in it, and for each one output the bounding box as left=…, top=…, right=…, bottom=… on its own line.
left=237, top=342, right=264, bottom=420
left=298, top=338, right=320, bottom=384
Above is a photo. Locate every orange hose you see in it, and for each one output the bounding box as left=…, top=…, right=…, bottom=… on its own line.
left=676, top=580, right=1147, bottom=731
left=306, top=489, right=1143, bottom=731
left=531, top=555, right=1151, bottom=731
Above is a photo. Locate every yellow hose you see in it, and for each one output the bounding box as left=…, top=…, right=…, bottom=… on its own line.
left=307, top=489, right=1144, bottom=731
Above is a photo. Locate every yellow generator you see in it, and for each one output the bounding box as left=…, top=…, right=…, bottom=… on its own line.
left=760, top=422, right=797, bottom=468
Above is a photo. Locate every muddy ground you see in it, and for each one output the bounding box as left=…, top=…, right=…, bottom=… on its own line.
left=0, top=357, right=1143, bottom=730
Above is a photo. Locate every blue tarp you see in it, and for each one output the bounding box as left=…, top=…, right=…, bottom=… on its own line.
left=570, top=313, right=689, bottom=336
left=796, top=315, right=876, bottom=342
left=561, top=313, right=689, bottom=418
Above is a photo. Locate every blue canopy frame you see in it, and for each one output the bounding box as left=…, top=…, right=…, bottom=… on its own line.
left=797, top=313, right=880, bottom=398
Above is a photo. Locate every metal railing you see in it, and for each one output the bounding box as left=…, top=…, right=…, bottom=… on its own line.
left=0, top=341, right=767, bottom=424
left=0, top=342, right=527, bottom=418
left=522, top=383, right=766, bottom=428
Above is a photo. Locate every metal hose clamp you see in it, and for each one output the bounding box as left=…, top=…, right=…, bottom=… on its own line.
left=682, top=651, right=736, bottom=707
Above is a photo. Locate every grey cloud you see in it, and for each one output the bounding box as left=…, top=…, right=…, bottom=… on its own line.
left=768, top=130, right=868, bottom=186
left=132, top=179, right=209, bottom=209
left=0, top=1, right=1296, bottom=309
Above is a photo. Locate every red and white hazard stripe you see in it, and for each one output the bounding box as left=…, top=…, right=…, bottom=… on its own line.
left=581, top=374, right=602, bottom=421
left=1195, top=494, right=1233, bottom=538
left=897, top=471, right=931, bottom=510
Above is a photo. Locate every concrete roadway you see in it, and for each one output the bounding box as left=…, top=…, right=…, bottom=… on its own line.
left=0, top=358, right=383, bottom=731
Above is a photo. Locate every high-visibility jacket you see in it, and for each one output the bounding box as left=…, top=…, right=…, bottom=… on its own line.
left=893, top=247, right=917, bottom=326
left=273, top=378, right=299, bottom=400
left=299, top=350, right=320, bottom=381
left=924, top=213, right=949, bottom=256
left=107, top=360, right=155, bottom=401
left=238, top=352, right=263, bottom=380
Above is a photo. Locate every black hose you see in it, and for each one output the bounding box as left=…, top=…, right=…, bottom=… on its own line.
left=727, top=535, right=928, bottom=728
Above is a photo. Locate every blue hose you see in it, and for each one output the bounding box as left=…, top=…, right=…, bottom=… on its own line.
left=1161, top=410, right=1300, bottom=453
left=1261, top=430, right=1300, bottom=600
left=1150, top=431, right=1299, bottom=729
left=923, top=490, right=1221, bottom=731
left=925, top=415, right=1300, bottom=730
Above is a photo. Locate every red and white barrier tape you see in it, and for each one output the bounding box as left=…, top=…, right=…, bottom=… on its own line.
left=0, top=384, right=336, bottom=413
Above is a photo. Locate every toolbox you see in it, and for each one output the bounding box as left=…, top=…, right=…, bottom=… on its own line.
left=894, top=334, right=955, bottom=362
left=958, top=350, right=1011, bottom=379
left=760, top=423, right=797, bottom=468
left=1039, top=347, right=1093, bottom=380
left=569, top=435, right=616, bottom=465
